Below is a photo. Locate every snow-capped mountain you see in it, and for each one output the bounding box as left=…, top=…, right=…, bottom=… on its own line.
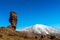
left=20, top=24, right=60, bottom=35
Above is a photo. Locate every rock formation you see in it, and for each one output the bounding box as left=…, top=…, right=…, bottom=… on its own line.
left=8, top=11, right=17, bottom=30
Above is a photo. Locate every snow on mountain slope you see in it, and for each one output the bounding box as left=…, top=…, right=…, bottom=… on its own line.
left=20, top=24, right=60, bottom=35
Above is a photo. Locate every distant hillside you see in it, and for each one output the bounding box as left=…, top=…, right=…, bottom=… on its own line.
left=0, top=27, right=60, bottom=40
left=20, top=24, right=60, bottom=38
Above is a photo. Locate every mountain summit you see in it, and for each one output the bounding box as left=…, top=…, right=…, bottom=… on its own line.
left=20, top=24, right=60, bottom=35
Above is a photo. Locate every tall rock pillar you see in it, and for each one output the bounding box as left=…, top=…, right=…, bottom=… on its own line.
left=8, top=11, right=17, bottom=30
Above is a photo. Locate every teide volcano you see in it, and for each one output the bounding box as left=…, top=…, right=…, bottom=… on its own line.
left=20, top=24, right=60, bottom=37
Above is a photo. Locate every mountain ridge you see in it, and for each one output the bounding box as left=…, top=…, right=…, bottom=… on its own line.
left=0, top=27, right=60, bottom=40
left=20, top=24, right=60, bottom=36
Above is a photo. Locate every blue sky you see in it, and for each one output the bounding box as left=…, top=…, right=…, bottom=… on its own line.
left=0, top=0, right=60, bottom=29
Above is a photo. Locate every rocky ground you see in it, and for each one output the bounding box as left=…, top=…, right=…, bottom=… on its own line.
left=0, top=27, right=60, bottom=40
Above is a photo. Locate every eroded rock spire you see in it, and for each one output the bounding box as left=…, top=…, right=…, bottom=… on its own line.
left=8, top=11, right=17, bottom=30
